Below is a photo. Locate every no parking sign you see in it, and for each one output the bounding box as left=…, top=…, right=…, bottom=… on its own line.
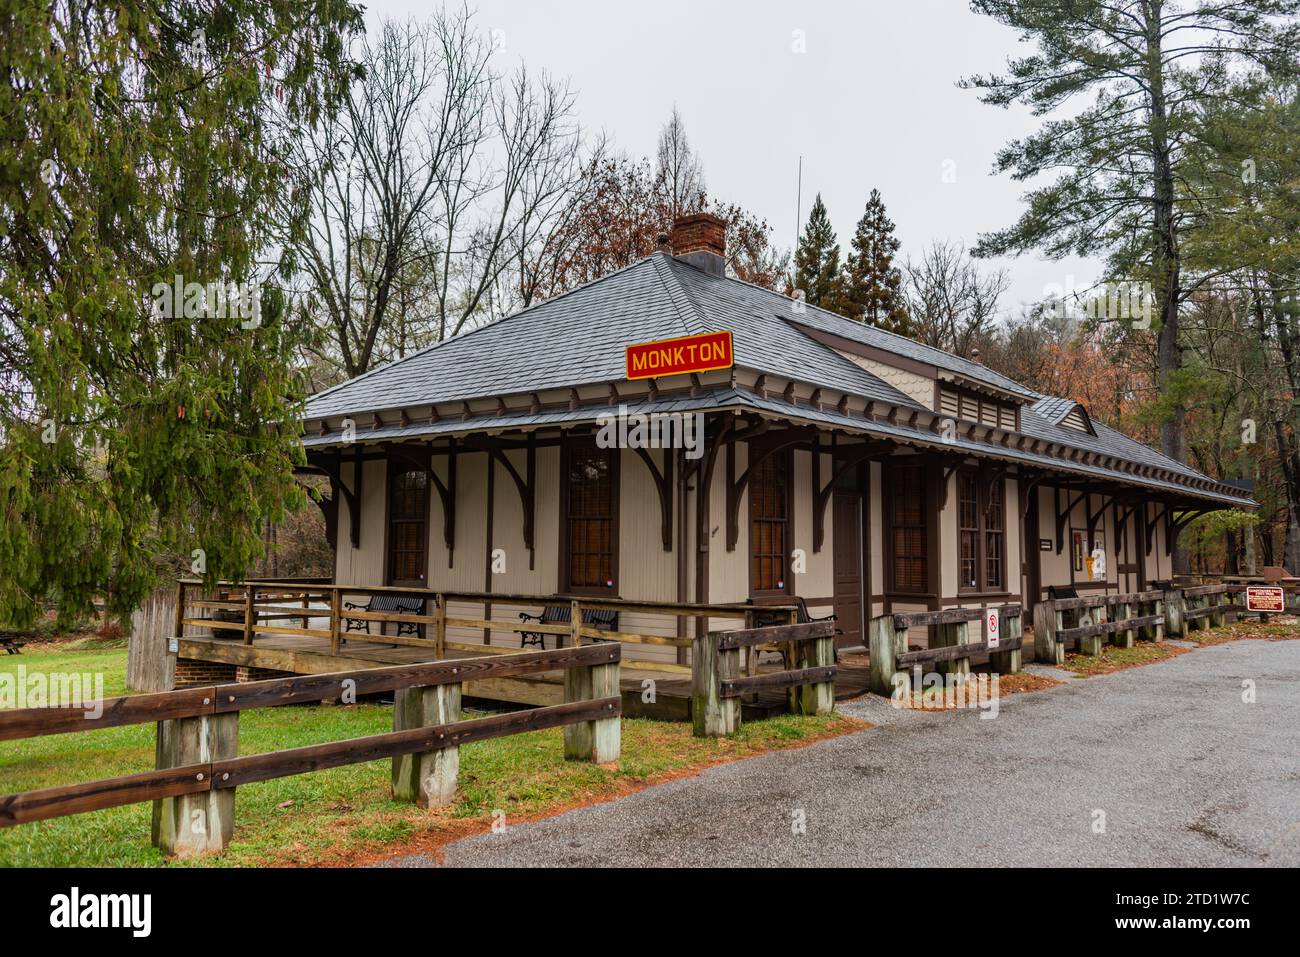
left=985, top=607, right=1000, bottom=649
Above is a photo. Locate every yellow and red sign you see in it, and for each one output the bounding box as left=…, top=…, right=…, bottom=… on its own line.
left=625, top=330, right=733, bottom=381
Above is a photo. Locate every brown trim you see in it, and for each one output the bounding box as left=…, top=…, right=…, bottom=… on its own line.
left=483, top=450, right=495, bottom=643
left=558, top=433, right=621, bottom=596
left=940, top=592, right=1017, bottom=606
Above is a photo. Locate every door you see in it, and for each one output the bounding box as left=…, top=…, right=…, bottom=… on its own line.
left=832, top=487, right=864, bottom=650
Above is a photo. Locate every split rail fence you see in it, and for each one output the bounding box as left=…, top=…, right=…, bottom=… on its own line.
left=691, top=620, right=836, bottom=736
left=867, top=605, right=1023, bottom=695
left=0, top=644, right=620, bottom=856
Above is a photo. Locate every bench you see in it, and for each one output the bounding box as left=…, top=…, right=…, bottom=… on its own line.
left=517, top=605, right=618, bottom=649
left=751, top=598, right=838, bottom=667
left=0, top=632, right=28, bottom=655
left=343, top=594, right=427, bottom=638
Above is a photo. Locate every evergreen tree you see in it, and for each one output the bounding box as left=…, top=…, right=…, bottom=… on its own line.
left=841, top=189, right=912, bottom=334
left=793, top=194, right=845, bottom=310
left=0, top=1, right=363, bottom=626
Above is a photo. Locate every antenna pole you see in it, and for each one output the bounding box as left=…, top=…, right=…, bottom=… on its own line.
left=795, top=155, right=803, bottom=248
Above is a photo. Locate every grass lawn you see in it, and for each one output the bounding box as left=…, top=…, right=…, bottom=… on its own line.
left=1060, top=617, right=1298, bottom=676
left=0, top=644, right=866, bottom=867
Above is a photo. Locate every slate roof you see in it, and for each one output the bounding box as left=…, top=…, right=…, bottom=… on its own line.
left=1028, top=395, right=1078, bottom=425
left=303, top=252, right=1252, bottom=508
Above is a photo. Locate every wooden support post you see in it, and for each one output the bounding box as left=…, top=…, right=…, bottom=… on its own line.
left=785, top=607, right=800, bottom=714
left=1138, top=597, right=1159, bottom=641
left=329, top=588, right=341, bottom=656
left=797, top=632, right=836, bottom=715
left=151, top=709, right=238, bottom=857
left=1210, top=591, right=1227, bottom=629
left=242, top=586, right=255, bottom=645
left=1033, top=601, right=1063, bottom=665
left=174, top=580, right=186, bottom=642
left=868, top=616, right=904, bottom=696
left=570, top=599, right=582, bottom=648
left=434, top=594, right=447, bottom=659
left=989, top=612, right=1022, bottom=674
left=1112, top=602, right=1135, bottom=649
left=1164, top=589, right=1184, bottom=637
left=1077, top=604, right=1104, bottom=656
left=744, top=609, right=757, bottom=678
left=933, top=620, right=971, bottom=676
left=392, top=682, right=461, bottom=807
left=693, top=630, right=740, bottom=736
left=564, top=658, right=621, bottom=762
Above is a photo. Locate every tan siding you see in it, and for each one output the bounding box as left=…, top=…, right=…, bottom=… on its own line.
left=334, top=458, right=387, bottom=586
left=868, top=461, right=884, bottom=611
left=793, top=448, right=835, bottom=614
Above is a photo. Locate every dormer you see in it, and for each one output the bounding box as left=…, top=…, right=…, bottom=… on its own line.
left=1030, top=396, right=1097, bottom=436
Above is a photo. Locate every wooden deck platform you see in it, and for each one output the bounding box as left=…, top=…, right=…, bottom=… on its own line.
left=176, top=634, right=872, bottom=721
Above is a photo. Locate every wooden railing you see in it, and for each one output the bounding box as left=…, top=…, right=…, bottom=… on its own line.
left=176, top=579, right=797, bottom=679
left=868, top=605, right=1023, bottom=695
left=0, top=644, right=620, bottom=857
left=1167, top=583, right=1249, bottom=635
left=692, top=621, right=836, bottom=736
left=1033, top=590, right=1166, bottom=664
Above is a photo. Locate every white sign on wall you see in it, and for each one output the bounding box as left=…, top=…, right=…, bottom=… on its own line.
left=985, top=607, right=1000, bottom=649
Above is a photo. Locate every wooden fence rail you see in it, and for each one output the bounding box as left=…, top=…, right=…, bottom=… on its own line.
left=868, top=605, right=1022, bottom=695
left=0, top=644, right=620, bottom=857
left=174, top=579, right=795, bottom=680
left=1033, top=589, right=1166, bottom=664
left=692, top=621, right=836, bottom=736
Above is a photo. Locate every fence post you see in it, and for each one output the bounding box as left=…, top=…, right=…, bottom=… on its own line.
left=565, top=652, right=622, bottom=761
left=242, top=585, right=256, bottom=645
left=693, top=630, right=740, bottom=736
left=151, top=705, right=238, bottom=857
left=933, top=620, right=971, bottom=677
left=570, top=599, right=582, bottom=648
left=1112, top=600, right=1135, bottom=649
left=1076, top=602, right=1104, bottom=656
left=392, top=681, right=461, bottom=807
left=785, top=607, right=800, bottom=714
left=329, top=588, right=342, bottom=656
left=1033, top=601, right=1062, bottom=665
left=989, top=609, right=1021, bottom=674
left=868, top=615, right=902, bottom=695
left=796, top=628, right=835, bottom=715
left=1164, top=588, right=1184, bottom=637
left=1210, top=590, right=1228, bottom=629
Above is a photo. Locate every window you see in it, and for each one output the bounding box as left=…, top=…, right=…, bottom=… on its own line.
left=985, top=480, right=1004, bottom=589
left=564, top=438, right=617, bottom=591
left=957, top=469, right=1006, bottom=593
left=749, top=449, right=790, bottom=594
left=959, top=473, right=979, bottom=590
left=388, top=469, right=429, bottom=585
left=889, top=464, right=929, bottom=593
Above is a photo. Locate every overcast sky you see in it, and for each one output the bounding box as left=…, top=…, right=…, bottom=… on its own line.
left=371, top=0, right=1103, bottom=315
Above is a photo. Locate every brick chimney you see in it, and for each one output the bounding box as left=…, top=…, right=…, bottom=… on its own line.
left=670, top=212, right=726, bottom=276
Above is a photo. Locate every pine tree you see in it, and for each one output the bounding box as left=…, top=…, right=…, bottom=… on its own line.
left=793, top=194, right=845, bottom=310
left=841, top=189, right=912, bottom=335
